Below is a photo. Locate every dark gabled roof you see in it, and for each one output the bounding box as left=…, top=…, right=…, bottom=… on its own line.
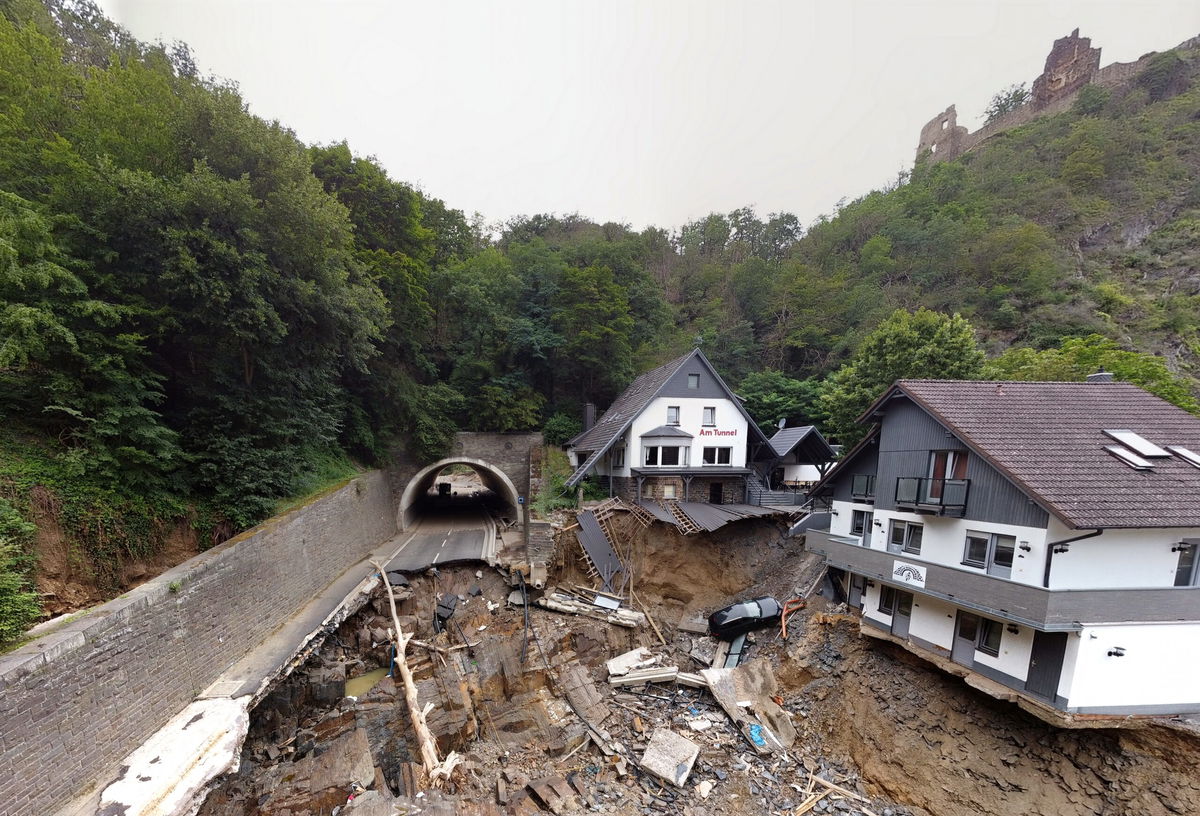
left=565, top=348, right=770, bottom=488
left=768, top=425, right=834, bottom=462
left=640, top=425, right=693, bottom=438
left=807, top=426, right=880, bottom=497
left=876, top=380, right=1200, bottom=529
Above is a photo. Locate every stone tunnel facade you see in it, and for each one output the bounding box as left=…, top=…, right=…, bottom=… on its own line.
left=389, top=431, right=544, bottom=530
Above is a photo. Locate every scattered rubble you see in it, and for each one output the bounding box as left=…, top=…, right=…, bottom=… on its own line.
left=195, top=512, right=1200, bottom=816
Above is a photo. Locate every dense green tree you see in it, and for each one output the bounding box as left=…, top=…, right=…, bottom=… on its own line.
left=820, top=308, right=987, bottom=444
left=987, top=335, right=1199, bottom=413
left=737, top=370, right=821, bottom=435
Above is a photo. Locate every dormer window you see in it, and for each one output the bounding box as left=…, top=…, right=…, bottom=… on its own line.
left=667, top=406, right=680, bottom=425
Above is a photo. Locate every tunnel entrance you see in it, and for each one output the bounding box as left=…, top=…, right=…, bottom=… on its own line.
left=398, top=457, right=521, bottom=530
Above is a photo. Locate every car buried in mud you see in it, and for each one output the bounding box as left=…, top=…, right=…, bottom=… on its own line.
left=707, top=596, right=783, bottom=640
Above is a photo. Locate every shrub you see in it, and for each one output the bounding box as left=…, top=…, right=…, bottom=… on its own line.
left=542, top=412, right=582, bottom=447
left=0, top=499, right=40, bottom=648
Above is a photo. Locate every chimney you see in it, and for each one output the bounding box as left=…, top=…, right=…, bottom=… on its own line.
left=584, top=403, right=597, bottom=431
left=1086, top=370, right=1114, bottom=384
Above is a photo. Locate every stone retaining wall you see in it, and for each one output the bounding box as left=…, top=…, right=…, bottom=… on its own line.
left=0, top=472, right=397, bottom=816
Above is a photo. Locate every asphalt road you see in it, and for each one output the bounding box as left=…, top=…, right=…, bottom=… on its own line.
left=386, top=502, right=490, bottom=573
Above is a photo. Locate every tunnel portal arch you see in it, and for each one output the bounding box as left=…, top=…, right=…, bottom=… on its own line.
left=398, top=457, right=521, bottom=530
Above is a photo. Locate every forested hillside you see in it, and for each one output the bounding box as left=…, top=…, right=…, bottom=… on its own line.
left=1, top=0, right=1199, bottom=634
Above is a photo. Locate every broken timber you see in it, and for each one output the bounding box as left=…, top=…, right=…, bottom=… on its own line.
left=574, top=510, right=626, bottom=593
left=608, top=666, right=679, bottom=687
left=370, top=560, right=462, bottom=786
left=536, top=589, right=646, bottom=628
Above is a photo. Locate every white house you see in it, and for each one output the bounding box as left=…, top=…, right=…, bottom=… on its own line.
left=565, top=348, right=830, bottom=505
left=806, top=377, right=1200, bottom=718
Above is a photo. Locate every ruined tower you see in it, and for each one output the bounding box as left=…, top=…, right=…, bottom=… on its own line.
left=1030, top=28, right=1102, bottom=109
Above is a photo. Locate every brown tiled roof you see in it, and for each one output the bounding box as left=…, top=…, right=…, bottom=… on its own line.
left=883, top=380, right=1200, bottom=529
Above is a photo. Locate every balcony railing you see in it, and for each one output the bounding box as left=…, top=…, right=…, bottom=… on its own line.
left=850, top=474, right=876, bottom=500
left=895, top=477, right=969, bottom=514
left=807, top=530, right=1200, bottom=630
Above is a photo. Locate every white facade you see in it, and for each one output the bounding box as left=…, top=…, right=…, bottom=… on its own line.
left=585, top=395, right=748, bottom=479
left=833, top=502, right=1050, bottom=587
left=781, top=463, right=823, bottom=484
left=834, top=499, right=1200, bottom=592
left=1062, top=622, right=1200, bottom=710
left=1044, top=517, right=1200, bottom=589
left=833, top=492, right=1200, bottom=714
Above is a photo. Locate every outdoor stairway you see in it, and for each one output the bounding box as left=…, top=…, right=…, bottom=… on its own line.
left=623, top=498, right=655, bottom=528
left=662, top=499, right=703, bottom=535
left=746, top=473, right=806, bottom=507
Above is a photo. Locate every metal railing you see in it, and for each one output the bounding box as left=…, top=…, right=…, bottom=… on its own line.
left=895, top=477, right=969, bottom=510
left=850, top=474, right=876, bottom=500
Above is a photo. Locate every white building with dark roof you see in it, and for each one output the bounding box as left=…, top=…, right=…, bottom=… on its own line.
left=807, top=377, right=1200, bottom=720
left=565, top=348, right=832, bottom=507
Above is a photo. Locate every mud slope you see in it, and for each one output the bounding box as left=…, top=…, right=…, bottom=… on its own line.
left=794, top=617, right=1200, bottom=816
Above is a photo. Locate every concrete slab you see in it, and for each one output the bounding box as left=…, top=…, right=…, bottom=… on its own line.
left=639, top=728, right=699, bottom=788
left=98, top=697, right=249, bottom=816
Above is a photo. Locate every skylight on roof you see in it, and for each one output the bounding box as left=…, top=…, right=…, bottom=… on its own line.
left=1102, top=429, right=1170, bottom=458
left=1105, top=445, right=1154, bottom=471
left=1169, top=446, right=1200, bottom=469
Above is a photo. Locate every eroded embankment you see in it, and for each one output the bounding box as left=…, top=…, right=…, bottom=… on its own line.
left=792, top=616, right=1200, bottom=816
left=196, top=516, right=1200, bottom=816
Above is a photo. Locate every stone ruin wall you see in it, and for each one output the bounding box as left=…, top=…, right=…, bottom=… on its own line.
left=916, top=30, right=1200, bottom=164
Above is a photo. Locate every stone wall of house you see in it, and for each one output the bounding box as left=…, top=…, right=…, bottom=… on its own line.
left=0, top=472, right=397, bottom=816
left=610, top=476, right=746, bottom=505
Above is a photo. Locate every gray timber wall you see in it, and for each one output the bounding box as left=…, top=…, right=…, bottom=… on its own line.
left=876, top=399, right=1049, bottom=528
left=0, top=472, right=397, bottom=816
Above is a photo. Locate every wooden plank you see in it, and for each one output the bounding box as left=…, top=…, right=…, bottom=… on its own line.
left=608, top=667, right=679, bottom=686
left=810, top=774, right=869, bottom=803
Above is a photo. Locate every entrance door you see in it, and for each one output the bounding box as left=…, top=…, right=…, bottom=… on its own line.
left=1025, top=631, right=1068, bottom=700
left=709, top=482, right=723, bottom=504
left=891, top=590, right=913, bottom=638
left=952, top=611, right=980, bottom=665
left=848, top=574, right=864, bottom=609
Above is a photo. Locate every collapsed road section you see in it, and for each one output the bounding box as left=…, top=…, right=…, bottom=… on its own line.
left=195, top=500, right=1200, bottom=816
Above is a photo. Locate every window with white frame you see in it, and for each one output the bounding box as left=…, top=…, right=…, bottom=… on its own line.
left=851, top=510, right=873, bottom=540
left=702, top=406, right=716, bottom=426
left=644, top=445, right=688, bottom=467
left=962, top=531, right=1016, bottom=578
left=702, top=447, right=731, bottom=465
left=888, top=520, right=923, bottom=555
left=667, top=405, right=680, bottom=425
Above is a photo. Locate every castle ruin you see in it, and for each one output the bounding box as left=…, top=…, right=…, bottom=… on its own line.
left=916, top=29, right=1194, bottom=163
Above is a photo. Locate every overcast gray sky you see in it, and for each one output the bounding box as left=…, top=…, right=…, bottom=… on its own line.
left=95, top=0, right=1199, bottom=232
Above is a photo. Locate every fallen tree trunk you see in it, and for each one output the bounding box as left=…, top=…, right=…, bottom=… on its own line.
left=371, top=560, right=461, bottom=786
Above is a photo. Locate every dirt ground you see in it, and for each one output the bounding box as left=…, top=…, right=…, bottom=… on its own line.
left=196, top=511, right=1200, bottom=816
left=29, top=484, right=201, bottom=616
